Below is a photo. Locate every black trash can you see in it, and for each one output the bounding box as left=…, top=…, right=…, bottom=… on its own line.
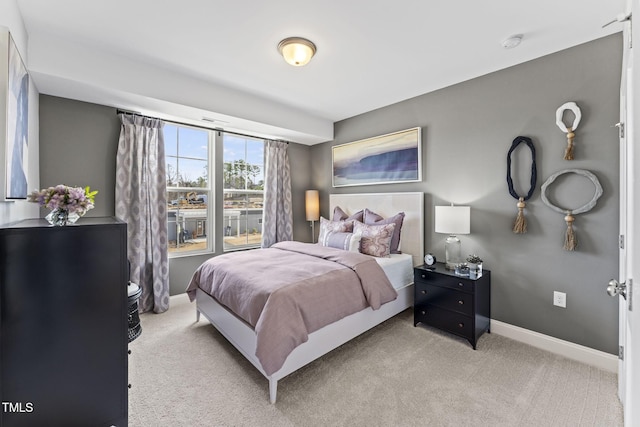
left=127, top=282, right=142, bottom=343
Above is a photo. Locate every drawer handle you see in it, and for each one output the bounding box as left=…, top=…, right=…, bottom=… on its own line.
left=421, top=274, right=426, bottom=279
left=458, top=300, right=464, bottom=305
left=458, top=322, right=464, bottom=328
left=421, top=290, right=427, bottom=294
left=421, top=310, right=426, bottom=315
left=458, top=282, right=464, bottom=287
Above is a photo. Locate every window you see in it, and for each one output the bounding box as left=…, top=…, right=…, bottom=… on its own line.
left=223, top=134, right=264, bottom=251
left=165, top=124, right=212, bottom=255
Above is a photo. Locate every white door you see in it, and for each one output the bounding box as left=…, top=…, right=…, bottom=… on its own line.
left=611, top=2, right=639, bottom=425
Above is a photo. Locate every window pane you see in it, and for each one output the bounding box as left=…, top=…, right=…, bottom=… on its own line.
left=167, top=190, right=209, bottom=254
left=165, top=125, right=178, bottom=157
left=223, top=160, right=244, bottom=190
left=223, top=135, right=246, bottom=163
left=179, top=127, right=208, bottom=160
left=166, top=156, right=178, bottom=187
left=223, top=192, right=263, bottom=250
left=223, top=136, right=264, bottom=190
left=246, top=139, right=264, bottom=165
left=222, top=134, right=264, bottom=251
left=177, top=158, right=208, bottom=187
left=166, top=123, right=212, bottom=256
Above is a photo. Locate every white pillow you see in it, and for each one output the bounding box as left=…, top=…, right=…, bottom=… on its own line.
left=321, top=231, right=362, bottom=252
left=317, top=216, right=351, bottom=244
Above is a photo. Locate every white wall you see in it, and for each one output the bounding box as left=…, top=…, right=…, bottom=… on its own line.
left=0, top=0, right=40, bottom=224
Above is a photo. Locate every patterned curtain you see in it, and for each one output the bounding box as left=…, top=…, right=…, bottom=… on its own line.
left=115, top=114, right=170, bottom=313
left=261, top=140, right=293, bottom=247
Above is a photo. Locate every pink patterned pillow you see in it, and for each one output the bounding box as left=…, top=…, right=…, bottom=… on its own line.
left=353, top=221, right=396, bottom=258
left=364, top=208, right=405, bottom=254
left=317, top=217, right=351, bottom=244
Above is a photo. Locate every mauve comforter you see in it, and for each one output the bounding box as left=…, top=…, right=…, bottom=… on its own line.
left=186, top=241, right=397, bottom=375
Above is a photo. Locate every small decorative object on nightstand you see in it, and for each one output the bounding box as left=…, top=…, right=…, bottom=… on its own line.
left=424, top=253, right=436, bottom=269
left=466, top=254, right=483, bottom=273
left=414, top=262, right=491, bottom=349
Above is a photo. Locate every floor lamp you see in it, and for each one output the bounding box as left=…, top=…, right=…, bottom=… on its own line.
left=305, top=190, right=320, bottom=243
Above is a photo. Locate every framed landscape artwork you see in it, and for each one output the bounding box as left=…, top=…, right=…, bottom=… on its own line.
left=332, top=127, right=422, bottom=187
left=0, top=29, right=29, bottom=200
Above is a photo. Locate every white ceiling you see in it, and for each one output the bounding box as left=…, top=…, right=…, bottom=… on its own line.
left=16, top=0, right=624, bottom=144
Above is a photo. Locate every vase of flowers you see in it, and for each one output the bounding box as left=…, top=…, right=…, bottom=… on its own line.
left=28, top=185, right=98, bottom=226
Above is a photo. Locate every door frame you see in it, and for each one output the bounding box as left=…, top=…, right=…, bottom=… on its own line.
left=620, top=1, right=639, bottom=425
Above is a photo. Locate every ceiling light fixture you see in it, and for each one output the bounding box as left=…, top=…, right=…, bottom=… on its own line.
left=501, top=34, right=523, bottom=49
left=277, top=37, right=317, bottom=66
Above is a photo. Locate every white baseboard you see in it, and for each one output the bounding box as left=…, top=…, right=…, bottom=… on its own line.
left=490, top=319, right=618, bottom=373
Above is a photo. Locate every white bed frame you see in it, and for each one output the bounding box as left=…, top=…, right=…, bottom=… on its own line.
left=195, top=192, right=424, bottom=403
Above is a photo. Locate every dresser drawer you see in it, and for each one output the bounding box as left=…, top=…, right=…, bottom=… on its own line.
left=415, top=283, right=473, bottom=315
left=414, top=304, right=473, bottom=339
left=414, top=270, right=474, bottom=293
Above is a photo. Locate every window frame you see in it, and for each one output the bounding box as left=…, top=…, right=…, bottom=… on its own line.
left=166, top=124, right=215, bottom=258
left=222, top=134, right=265, bottom=252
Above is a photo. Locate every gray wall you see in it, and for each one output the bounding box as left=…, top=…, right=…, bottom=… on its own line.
left=311, top=34, right=622, bottom=354
left=39, top=96, right=120, bottom=217
left=38, top=96, right=313, bottom=296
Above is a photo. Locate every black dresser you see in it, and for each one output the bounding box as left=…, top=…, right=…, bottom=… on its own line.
left=414, top=263, right=491, bottom=349
left=0, top=217, right=128, bottom=426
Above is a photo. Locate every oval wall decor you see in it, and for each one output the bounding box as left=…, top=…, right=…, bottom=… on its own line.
left=506, top=136, right=537, bottom=234
left=555, top=102, right=582, bottom=160
left=541, top=168, right=603, bottom=251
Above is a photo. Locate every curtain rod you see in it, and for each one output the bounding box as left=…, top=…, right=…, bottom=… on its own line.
left=115, top=109, right=289, bottom=143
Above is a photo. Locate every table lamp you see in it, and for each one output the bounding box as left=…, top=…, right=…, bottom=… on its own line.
left=435, top=205, right=470, bottom=270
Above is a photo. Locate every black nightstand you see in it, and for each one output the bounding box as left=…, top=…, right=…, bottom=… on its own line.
left=414, top=262, right=491, bottom=349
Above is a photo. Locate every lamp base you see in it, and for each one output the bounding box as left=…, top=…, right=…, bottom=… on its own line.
left=310, top=220, right=316, bottom=244
left=444, top=234, right=462, bottom=270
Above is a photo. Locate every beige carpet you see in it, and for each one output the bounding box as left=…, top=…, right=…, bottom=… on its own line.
left=128, top=294, right=623, bottom=427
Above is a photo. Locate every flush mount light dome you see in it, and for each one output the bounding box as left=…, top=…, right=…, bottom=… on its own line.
left=277, top=37, right=317, bottom=66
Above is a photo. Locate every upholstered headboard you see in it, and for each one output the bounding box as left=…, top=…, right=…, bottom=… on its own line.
left=329, top=192, right=424, bottom=266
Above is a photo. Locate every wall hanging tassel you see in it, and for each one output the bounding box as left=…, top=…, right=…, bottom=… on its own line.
left=563, top=212, right=577, bottom=251
left=506, top=136, right=537, bottom=234
left=555, top=102, right=581, bottom=160
left=564, top=127, right=575, bottom=160
left=513, top=197, right=527, bottom=233
left=541, top=169, right=603, bottom=251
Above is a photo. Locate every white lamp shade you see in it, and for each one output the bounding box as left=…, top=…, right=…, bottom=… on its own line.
left=435, top=205, right=470, bottom=235
left=305, top=190, right=320, bottom=221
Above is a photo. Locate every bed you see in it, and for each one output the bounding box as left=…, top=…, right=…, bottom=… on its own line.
left=188, top=192, right=424, bottom=403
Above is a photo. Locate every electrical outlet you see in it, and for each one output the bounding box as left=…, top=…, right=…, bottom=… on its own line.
left=553, top=291, right=567, bottom=308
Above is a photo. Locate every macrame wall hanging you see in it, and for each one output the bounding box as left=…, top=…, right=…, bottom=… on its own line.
left=506, top=136, right=537, bottom=233
left=540, top=168, right=603, bottom=251
left=555, top=102, right=582, bottom=160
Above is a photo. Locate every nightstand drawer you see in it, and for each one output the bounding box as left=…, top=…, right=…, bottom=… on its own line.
left=415, top=283, right=474, bottom=315
left=414, top=271, right=474, bottom=293
left=414, top=304, right=473, bottom=339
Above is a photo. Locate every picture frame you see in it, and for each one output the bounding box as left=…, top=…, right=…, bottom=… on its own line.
left=332, top=127, right=422, bottom=187
left=0, top=29, right=29, bottom=200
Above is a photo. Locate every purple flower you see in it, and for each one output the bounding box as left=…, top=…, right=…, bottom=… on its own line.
left=27, top=184, right=97, bottom=216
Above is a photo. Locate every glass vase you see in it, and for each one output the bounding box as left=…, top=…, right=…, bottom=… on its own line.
left=46, top=208, right=80, bottom=226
